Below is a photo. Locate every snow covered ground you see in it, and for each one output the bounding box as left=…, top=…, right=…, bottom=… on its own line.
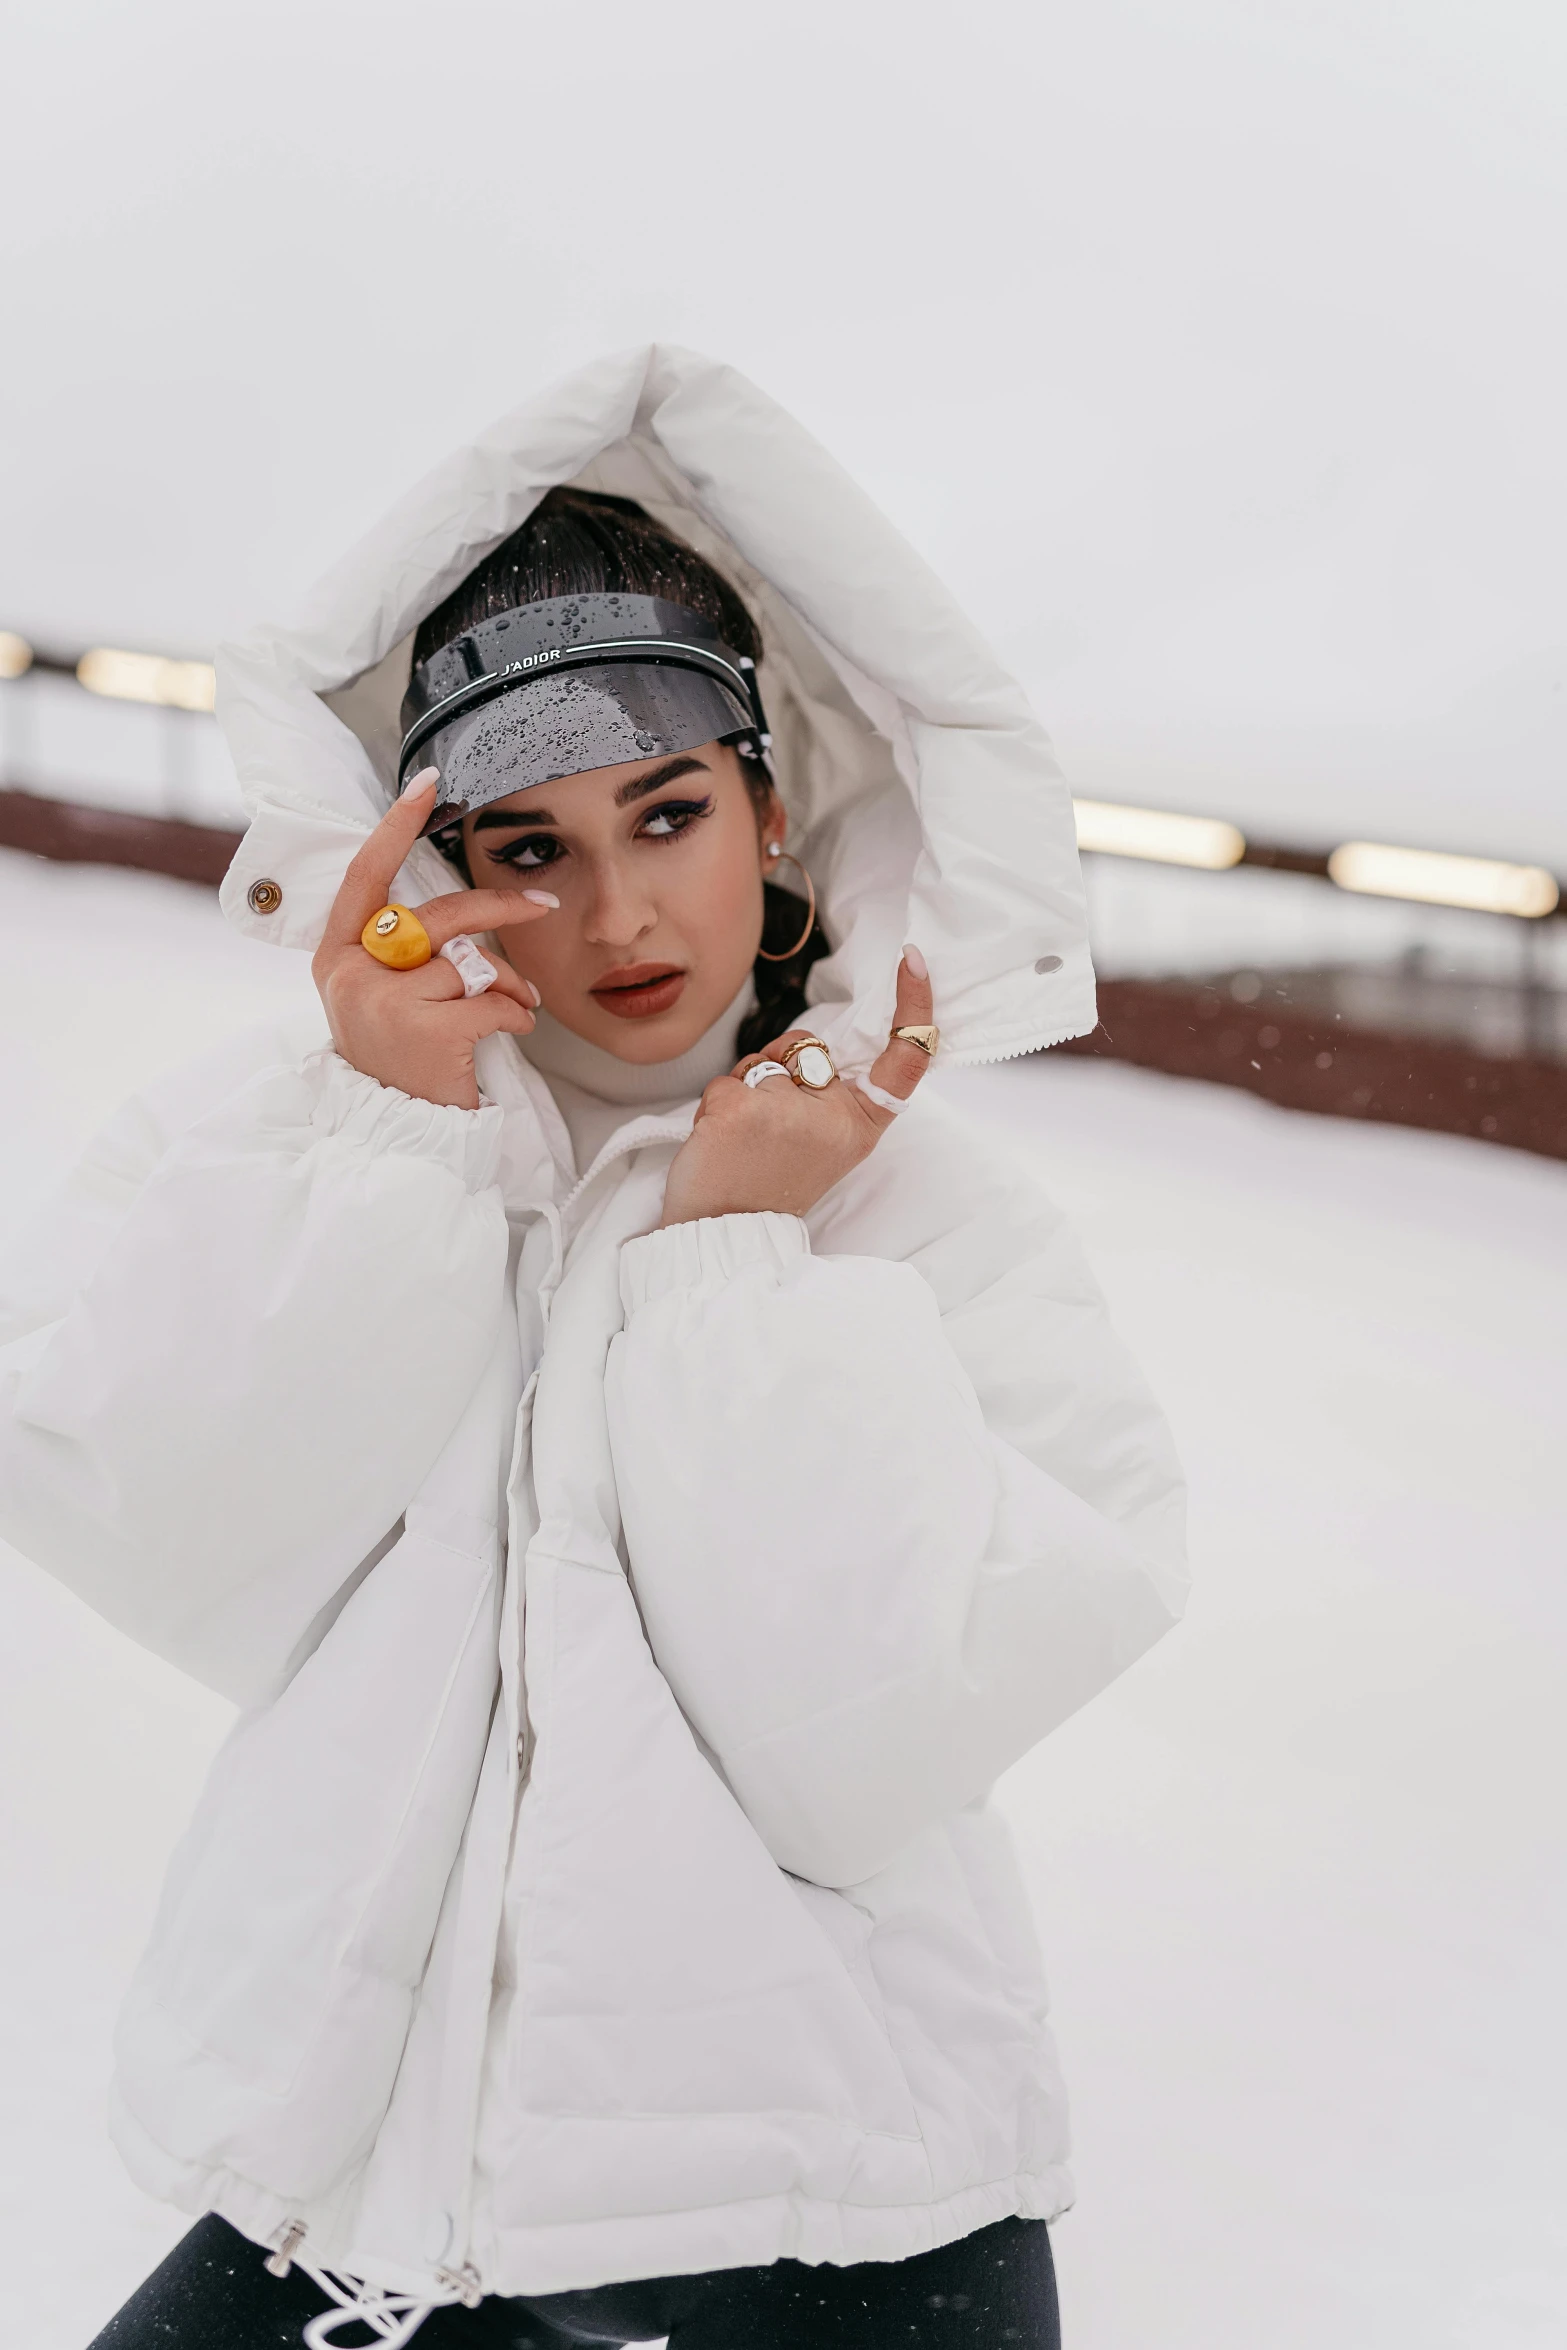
left=2, top=851, right=1564, bottom=2348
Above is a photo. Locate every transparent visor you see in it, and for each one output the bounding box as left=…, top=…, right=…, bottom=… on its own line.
left=407, top=662, right=759, bottom=837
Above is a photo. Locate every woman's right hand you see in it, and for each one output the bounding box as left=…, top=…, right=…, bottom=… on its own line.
left=312, top=773, right=557, bottom=1110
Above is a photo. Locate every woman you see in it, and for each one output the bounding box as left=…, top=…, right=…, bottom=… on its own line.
left=0, top=349, right=1187, bottom=2349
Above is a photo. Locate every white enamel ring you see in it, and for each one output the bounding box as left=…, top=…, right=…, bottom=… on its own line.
left=853, top=1072, right=912, bottom=1115
left=743, top=1059, right=792, bottom=1089
left=439, top=936, right=498, bottom=998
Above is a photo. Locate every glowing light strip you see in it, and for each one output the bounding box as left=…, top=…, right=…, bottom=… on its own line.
left=76, top=646, right=216, bottom=713
left=1073, top=798, right=1246, bottom=870
left=1074, top=799, right=1562, bottom=917
left=1327, top=840, right=1559, bottom=920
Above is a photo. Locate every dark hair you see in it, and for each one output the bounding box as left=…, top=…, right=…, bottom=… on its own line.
left=413, top=486, right=762, bottom=675
left=414, top=486, right=826, bottom=1053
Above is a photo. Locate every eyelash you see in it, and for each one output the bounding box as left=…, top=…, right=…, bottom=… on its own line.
left=491, top=796, right=714, bottom=870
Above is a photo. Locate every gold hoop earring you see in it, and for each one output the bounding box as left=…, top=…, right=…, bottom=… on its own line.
left=757, top=845, right=817, bottom=961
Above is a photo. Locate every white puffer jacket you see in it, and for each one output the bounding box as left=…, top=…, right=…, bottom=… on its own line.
left=0, top=348, right=1187, bottom=2313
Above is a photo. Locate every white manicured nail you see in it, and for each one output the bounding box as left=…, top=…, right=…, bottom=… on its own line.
left=522, top=889, right=560, bottom=907
left=401, top=766, right=440, bottom=796
left=522, top=978, right=542, bottom=1006
left=902, top=942, right=928, bottom=980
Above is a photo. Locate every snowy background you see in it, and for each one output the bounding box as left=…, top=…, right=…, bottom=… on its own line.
left=3, top=3, right=1567, bottom=2345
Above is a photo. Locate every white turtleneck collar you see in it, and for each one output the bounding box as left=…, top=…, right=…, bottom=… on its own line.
left=519, top=975, right=756, bottom=1178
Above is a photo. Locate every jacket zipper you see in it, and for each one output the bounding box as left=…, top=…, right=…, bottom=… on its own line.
left=559, top=1113, right=690, bottom=1218
left=429, top=1136, right=675, bottom=2295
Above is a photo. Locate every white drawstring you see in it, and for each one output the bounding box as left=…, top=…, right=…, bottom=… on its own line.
left=301, top=2277, right=437, bottom=2348
left=264, top=2221, right=478, bottom=2350
left=296, top=2256, right=476, bottom=2348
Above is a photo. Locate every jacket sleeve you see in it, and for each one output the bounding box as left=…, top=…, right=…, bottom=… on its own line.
left=0, top=1045, right=509, bottom=1704
left=605, top=1134, right=1188, bottom=1889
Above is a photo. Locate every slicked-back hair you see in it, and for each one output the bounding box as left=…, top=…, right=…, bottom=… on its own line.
left=410, top=488, right=762, bottom=684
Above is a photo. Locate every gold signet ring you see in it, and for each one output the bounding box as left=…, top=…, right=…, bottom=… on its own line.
left=361, top=904, right=433, bottom=969
left=892, top=1024, right=940, bottom=1056
left=778, top=1035, right=838, bottom=1090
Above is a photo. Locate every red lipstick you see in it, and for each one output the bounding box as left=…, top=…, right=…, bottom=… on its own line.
left=589, top=962, right=688, bottom=1020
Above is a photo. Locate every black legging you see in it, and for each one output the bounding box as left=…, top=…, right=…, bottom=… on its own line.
left=89, top=2211, right=1060, bottom=2349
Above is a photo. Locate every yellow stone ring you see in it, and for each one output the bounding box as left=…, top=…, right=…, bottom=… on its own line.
left=360, top=903, right=433, bottom=970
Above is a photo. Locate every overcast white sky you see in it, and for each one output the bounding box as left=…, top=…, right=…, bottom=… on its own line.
left=2, top=0, right=1565, bottom=859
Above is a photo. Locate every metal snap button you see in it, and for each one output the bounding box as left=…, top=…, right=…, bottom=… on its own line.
left=1034, top=954, right=1063, bottom=974
left=247, top=878, right=283, bottom=915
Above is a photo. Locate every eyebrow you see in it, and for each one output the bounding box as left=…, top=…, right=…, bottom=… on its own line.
left=469, top=754, right=711, bottom=831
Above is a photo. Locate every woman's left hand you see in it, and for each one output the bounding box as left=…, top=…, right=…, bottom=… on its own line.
left=659, top=951, right=936, bottom=1227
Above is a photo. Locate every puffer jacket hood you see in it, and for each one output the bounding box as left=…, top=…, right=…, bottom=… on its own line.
left=216, top=343, right=1095, bottom=1075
